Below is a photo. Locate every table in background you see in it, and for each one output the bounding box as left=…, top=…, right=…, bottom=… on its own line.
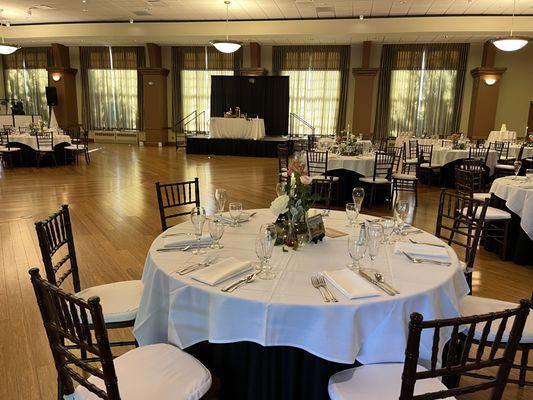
left=134, top=209, right=469, bottom=400
left=509, top=145, right=533, bottom=160
left=8, top=133, right=71, bottom=167
left=486, top=177, right=533, bottom=266
left=210, top=117, right=265, bottom=140
left=487, top=130, right=517, bottom=144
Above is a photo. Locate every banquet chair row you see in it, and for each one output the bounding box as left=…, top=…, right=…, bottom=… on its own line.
left=329, top=297, right=531, bottom=400
left=389, top=145, right=419, bottom=207
left=29, top=268, right=214, bottom=400
left=156, top=178, right=201, bottom=232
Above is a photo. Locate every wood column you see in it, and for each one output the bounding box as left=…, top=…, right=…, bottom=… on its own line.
left=140, top=44, right=169, bottom=146
left=352, top=41, right=378, bottom=138
left=240, top=42, right=268, bottom=76
left=467, top=41, right=506, bottom=139
left=46, top=43, right=78, bottom=130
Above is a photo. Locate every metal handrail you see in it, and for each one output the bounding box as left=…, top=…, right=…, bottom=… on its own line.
left=174, top=110, right=197, bottom=132
left=289, top=112, right=315, bottom=138
left=184, top=110, right=206, bottom=135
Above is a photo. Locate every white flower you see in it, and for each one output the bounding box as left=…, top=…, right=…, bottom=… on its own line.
left=270, top=195, right=289, bottom=216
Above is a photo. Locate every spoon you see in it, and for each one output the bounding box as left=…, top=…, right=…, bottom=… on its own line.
left=156, top=245, right=191, bottom=252
left=222, top=273, right=257, bottom=293
left=374, top=272, right=400, bottom=294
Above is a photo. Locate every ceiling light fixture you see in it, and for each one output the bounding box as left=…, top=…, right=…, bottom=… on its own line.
left=0, top=10, right=19, bottom=54
left=492, top=0, right=529, bottom=52
left=210, top=1, right=241, bottom=54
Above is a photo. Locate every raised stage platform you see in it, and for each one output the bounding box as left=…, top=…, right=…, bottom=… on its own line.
left=186, top=135, right=295, bottom=158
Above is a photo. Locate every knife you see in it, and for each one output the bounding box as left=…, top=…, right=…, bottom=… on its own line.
left=358, top=270, right=396, bottom=296
left=409, top=239, right=446, bottom=248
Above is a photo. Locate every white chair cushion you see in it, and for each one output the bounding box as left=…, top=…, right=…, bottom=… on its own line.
left=495, top=164, right=514, bottom=170
left=460, top=296, right=533, bottom=344
left=76, top=280, right=143, bottom=324
left=404, top=158, right=418, bottom=164
left=38, top=147, right=54, bottom=152
left=0, top=147, right=21, bottom=152
left=499, top=156, right=515, bottom=161
left=472, top=192, right=490, bottom=201
left=310, top=174, right=340, bottom=182
left=65, top=145, right=87, bottom=151
left=419, top=162, right=442, bottom=169
left=392, top=173, right=418, bottom=181
left=74, top=343, right=212, bottom=400
left=328, top=363, right=454, bottom=400
left=359, top=177, right=390, bottom=184
left=461, top=206, right=511, bottom=221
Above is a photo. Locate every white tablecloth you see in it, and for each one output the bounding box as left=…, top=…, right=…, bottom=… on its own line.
left=509, top=145, right=533, bottom=160
left=431, top=148, right=499, bottom=174
left=490, top=177, right=533, bottom=239
left=209, top=117, right=265, bottom=140
left=327, top=154, right=376, bottom=176
left=134, top=209, right=469, bottom=365
left=487, top=130, right=516, bottom=144
left=9, top=133, right=71, bottom=150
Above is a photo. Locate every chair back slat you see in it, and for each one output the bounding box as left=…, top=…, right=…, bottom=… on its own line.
left=29, top=268, right=121, bottom=400
left=469, top=146, right=490, bottom=165
left=399, top=300, right=531, bottom=400
left=155, top=178, right=200, bottom=231
left=371, top=152, right=394, bottom=181
left=489, top=317, right=508, bottom=360
left=277, top=143, right=289, bottom=174
left=460, top=322, right=477, bottom=366
left=35, top=204, right=81, bottom=292
left=307, top=150, right=329, bottom=177
left=430, top=326, right=440, bottom=371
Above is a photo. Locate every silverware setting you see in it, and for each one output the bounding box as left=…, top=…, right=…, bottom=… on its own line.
left=358, top=270, right=396, bottom=296
left=221, top=273, right=257, bottom=292
left=374, top=272, right=400, bottom=295
left=316, top=275, right=338, bottom=302
left=401, top=229, right=423, bottom=236
left=162, top=232, right=193, bottom=238
left=156, top=245, right=192, bottom=252
left=402, top=251, right=451, bottom=266
left=311, top=276, right=330, bottom=303
left=409, top=238, right=446, bottom=248
left=177, top=255, right=219, bottom=275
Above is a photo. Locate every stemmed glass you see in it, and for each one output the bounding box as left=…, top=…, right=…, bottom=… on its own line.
left=190, top=206, right=207, bottom=255
left=347, top=234, right=366, bottom=271
left=256, top=225, right=277, bottom=280
left=208, top=219, right=225, bottom=249
left=366, top=222, right=383, bottom=263
left=513, top=160, right=522, bottom=180
left=214, top=189, right=227, bottom=216
left=352, top=187, right=365, bottom=210
left=526, top=169, right=533, bottom=181
left=380, top=216, right=396, bottom=244
left=394, top=200, right=410, bottom=234
left=345, top=203, right=359, bottom=227
left=229, top=202, right=243, bottom=227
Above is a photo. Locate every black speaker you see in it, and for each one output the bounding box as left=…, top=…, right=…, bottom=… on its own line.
left=45, top=86, right=58, bottom=106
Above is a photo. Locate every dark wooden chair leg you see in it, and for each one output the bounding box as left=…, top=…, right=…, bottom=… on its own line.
left=519, top=347, right=529, bottom=387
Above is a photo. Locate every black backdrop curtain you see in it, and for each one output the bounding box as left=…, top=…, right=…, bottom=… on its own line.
left=210, top=76, right=289, bottom=136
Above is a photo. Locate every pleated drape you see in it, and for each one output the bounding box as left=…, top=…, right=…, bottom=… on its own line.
left=374, top=43, right=469, bottom=138
left=171, top=46, right=243, bottom=131
left=80, top=46, right=145, bottom=130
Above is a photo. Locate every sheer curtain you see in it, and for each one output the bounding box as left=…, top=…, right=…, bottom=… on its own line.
left=272, top=45, right=350, bottom=136
left=3, top=47, right=51, bottom=121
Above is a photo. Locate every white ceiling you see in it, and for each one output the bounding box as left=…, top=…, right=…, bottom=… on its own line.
left=2, top=0, right=533, bottom=25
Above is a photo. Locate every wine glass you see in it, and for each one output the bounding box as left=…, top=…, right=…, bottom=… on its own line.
left=380, top=216, right=396, bottom=244
left=513, top=160, right=522, bottom=180
left=352, top=187, right=365, bottom=210
left=257, top=226, right=277, bottom=280
left=394, top=200, right=410, bottom=233
left=347, top=234, right=366, bottom=271
left=366, top=222, right=383, bottom=263
left=190, top=207, right=207, bottom=255
left=276, top=182, right=287, bottom=197
left=214, top=189, right=227, bottom=216
left=208, top=219, right=225, bottom=249
left=255, top=236, right=266, bottom=272
left=345, top=203, right=358, bottom=227
left=526, top=169, right=533, bottom=181
left=229, top=202, right=243, bottom=227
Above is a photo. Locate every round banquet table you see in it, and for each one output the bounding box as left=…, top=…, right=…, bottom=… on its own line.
left=134, top=209, right=469, bottom=399
left=8, top=133, right=72, bottom=167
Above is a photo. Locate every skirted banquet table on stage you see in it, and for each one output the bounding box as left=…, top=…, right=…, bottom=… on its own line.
left=209, top=117, right=266, bottom=140
left=134, top=209, right=469, bottom=400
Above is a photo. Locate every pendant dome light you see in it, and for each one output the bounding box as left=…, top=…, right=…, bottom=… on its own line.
left=0, top=10, right=19, bottom=55
left=492, top=0, right=529, bottom=52
left=210, top=1, right=241, bottom=54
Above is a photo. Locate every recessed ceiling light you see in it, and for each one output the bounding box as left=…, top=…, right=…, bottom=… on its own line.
left=359, top=14, right=364, bottom=20
left=129, top=18, right=134, bottom=23
left=82, top=8, right=88, bottom=12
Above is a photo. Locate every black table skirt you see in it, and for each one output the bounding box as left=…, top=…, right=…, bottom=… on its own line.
left=484, top=195, right=533, bottom=266
left=327, top=169, right=390, bottom=207
left=7, top=142, right=70, bottom=167
left=185, top=341, right=359, bottom=400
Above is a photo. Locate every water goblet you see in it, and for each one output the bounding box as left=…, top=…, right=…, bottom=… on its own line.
left=229, top=202, right=243, bottom=227
left=394, top=199, right=410, bottom=233
left=190, top=206, right=207, bottom=255
left=345, top=203, right=358, bottom=227
left=208, top=219, right=225, bottom=249
left=214, top=189, right=227, bottom=216
left=257, top=226, right=277, bottom=280
left=347, top=234, right=366, bottom=271
left=513, top=160, right=522, bottom=180
left=380, top=216, right=396, bottom=244
left=276, top=182, right=287, bottom=197
left=526, top=169, right=533, bottom=181
left=352, top=187, right=365, bottom=210
left=366, top=222, right=383, bottom=263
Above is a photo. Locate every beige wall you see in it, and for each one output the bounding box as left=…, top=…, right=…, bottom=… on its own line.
left=57, top=42, right=532, bottom=141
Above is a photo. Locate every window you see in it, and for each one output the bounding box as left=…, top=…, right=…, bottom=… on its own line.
left=281, top=69, right=341, bottom=136
left=181, top=69, right=233, bottom=131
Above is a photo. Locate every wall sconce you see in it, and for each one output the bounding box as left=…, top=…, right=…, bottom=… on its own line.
left=51, top=72, right=62, bottom=82
left=484, top=77, right=497, bottom=85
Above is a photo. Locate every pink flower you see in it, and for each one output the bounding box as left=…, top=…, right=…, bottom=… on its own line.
left=300, top=175, right=313, bottom=185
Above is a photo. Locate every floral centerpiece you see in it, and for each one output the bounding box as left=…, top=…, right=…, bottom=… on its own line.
left=449, top=133, right=467, bottom=150
left=270, top=159, right=319, bottom=249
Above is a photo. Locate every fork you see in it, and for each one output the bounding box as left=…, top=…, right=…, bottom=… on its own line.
left=177, top=255, right=218, bottom=275
left=311, top=276, right=330, bottom=303
left=402, top=251, right=451, bottom=266
left=317, top=275, right=338, bottom=302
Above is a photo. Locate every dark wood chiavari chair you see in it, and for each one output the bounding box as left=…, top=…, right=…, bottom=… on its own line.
left=156, top=178, right=201, bottom=232
left=34, top=205, right=141, bottom=358
left=311, top=178, right=333, bottom=211
left=401, top=142, right=418, bottom=174
left=329, top=299, right=531, bottom=400
left=65, top=128, right=90, bottom=165
left=359, top=152, right=394, bottom=208
left=307, top=134, right=317, bottom=151
left=418, top=144, right=442, bottom=187
left=0, top=128, right=22, bottom=168
left=306, top=150, right=340, bottom=203
left=277, top=143, right=289, bottom=183
left=35, top=130, right=57, bottom=166
left=390, top=145, right=418, bottom=207
left=468, top=146, right=490, bottom=167
left=454, top=166, right=487, bottom=201
left=408, top=139, right=419, bottom=159
left=435, top=189, right=488, bottom=288
left=29, top=268, right=212, bottom=400
left=494, top=145, right=524, bottom=178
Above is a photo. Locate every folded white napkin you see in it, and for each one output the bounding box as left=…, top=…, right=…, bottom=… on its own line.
left=217, top=212, right=250, bottom=224
left=394, top=242, right=450, bottom=261
left=190, top=257, right=252, bottom=286
left=321, top=269, right=381, bottom=300
left=163, top=234, right=212, bottom=248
